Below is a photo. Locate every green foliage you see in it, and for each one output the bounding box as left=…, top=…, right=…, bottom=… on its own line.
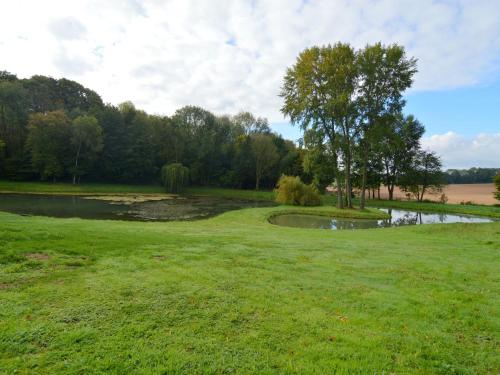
left=399, top=151, right=445, bottom=201
left=281, top=42, right=418, bottom=209
left=494, top=174, right=500, bottom=201
left=26, top=111, right=72, bottom=180
left=250, top=134, right=279, bottom=190
left=275, top=175, right=321, bottom=206
left=70, top=115, right=103, bottom=183
left=0, top=71, right=305, bottom=188
left=161, top=163, right=189, bottom=193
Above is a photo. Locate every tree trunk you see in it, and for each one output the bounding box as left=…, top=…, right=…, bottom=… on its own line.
left=360, top=156, right=367, bottom=209
left=377, top=187, right=380, bottom=199
left=255, top=172, right=260, bottom=190
left=388, top=184, right=394, bottom=200
left=73, top=143, right=81, bottom=185
left=344, top=152, right=352, bottom=208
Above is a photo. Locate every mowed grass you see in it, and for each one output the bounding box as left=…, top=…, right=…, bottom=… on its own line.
left=0, top=199, right=499, bottom=373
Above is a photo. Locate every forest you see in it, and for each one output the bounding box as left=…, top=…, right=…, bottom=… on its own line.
left=0, top=71, right=304, bottom=190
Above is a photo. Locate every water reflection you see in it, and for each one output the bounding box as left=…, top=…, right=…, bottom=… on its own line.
left=270, top=209, right=495, bottom=230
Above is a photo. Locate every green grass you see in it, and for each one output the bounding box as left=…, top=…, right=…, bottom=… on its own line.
left=0, top=200, right=499, bottom=373
left=0, top=180, right=165, bottom=195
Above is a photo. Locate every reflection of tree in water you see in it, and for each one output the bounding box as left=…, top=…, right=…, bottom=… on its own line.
left=384, top=208, right=418, bottom=227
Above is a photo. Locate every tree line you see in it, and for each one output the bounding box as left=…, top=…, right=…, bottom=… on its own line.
left=0, top=71, right=305, bottom=189
left=281, top=42, right=444, bottom=207
left=444, top=168, right=500, bottom=184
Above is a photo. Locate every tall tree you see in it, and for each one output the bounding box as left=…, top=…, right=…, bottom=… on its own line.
left=70, top=115, right=103, bottom=184
left=250, top=134, right=279, bottom=190
left=356, top=43, right=417, bottom=208
left=281, top=43, right=357, bottom=208
left=26, top=111, right=71, bottom=181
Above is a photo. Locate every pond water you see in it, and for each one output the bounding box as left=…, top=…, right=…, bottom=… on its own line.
left=0, top=193, right=274, bottom=221
left=269, top=208, right=496, bottom=230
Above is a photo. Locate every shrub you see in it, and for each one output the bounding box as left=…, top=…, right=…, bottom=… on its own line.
left=439, top=194, right=448, bottom=204
left=275, top=175, right=321, bottom=206
left=161, top=163, right=189, bottom=193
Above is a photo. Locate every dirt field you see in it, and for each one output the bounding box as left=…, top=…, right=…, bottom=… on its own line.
left=378, top=183, right=498, bottom=205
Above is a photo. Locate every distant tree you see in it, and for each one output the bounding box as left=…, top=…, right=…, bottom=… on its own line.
left=70, top=115, right=103, bottom=184
left=161, top=163, right=189, bottom=193
left=494, top=174, right=500, bottom=201
left=400, top=151, right=445, bottom=201
left=232, top=111, right=271, bottom=135
left=26, top=111, right=71, bottom=181
left=250, top=134, right=279, bottom=190
left=444, top=168, right=500, bottom=184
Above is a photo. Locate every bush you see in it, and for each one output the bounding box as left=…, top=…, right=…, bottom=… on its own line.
left=161, top=163, right=189, bottom=193
left=275, top=175, right=321, bottom=206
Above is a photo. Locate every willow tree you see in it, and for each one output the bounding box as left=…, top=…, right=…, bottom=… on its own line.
left=280, top=43, right=357, bottom=208
left=161, top=163, right=189, bottom=193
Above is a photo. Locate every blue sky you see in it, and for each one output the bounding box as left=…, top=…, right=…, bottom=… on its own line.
left=1, top=0, right=499, bottom=168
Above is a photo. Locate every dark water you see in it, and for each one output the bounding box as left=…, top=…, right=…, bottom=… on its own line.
left=269, top=208, right=496, bottom=230
left=0, top=194, right=273, bottom=221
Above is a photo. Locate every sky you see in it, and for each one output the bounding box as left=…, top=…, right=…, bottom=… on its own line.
left=1, top=0, right=499, bottom=169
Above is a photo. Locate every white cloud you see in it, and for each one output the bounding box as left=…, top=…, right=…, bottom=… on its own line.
left=422, top=132, right=500, bottom=169
left=0, top=0, right=499, bottom=122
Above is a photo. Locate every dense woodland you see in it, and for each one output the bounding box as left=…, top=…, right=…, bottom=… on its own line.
left=0, top=71, right=305, bottom=189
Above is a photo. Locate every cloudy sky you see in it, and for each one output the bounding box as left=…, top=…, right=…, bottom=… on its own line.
left=1, top=0, right=499, bottom=168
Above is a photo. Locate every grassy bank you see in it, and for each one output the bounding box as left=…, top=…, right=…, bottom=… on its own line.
left=1, top=204, right=499, bottom=373
left=0, top=180, right=165, bottom=195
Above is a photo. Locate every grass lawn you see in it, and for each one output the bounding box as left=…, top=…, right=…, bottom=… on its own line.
left=0, top=184, right=499, bottom=373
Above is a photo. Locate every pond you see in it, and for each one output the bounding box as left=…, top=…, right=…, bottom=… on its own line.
left=0, top=193, right=274, bottom=221
left=269, top=208, right=496, bottom=230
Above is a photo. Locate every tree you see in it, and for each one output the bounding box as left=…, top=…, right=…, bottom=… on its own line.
left=400, top=150, right=445, bottom=201
left=0, top=78, right=28, bottom=177
left=161, top=163, right=189, bottom=193
left=250, top=134, right=279, bottom=190
left=70, top=115, right=103, bottom=184
left=281, top=43, right=357, bottom=208
left=356, top=43, right=417, bottom=208
left=302, top=129, right=336, bottom=193
left=374, top=114, right=425, bottom=200
left=494, top=174, right=500, bottom=201
left=26, top=111, right=71, bottom=181
left=232, top=111, right=271, bottom=135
